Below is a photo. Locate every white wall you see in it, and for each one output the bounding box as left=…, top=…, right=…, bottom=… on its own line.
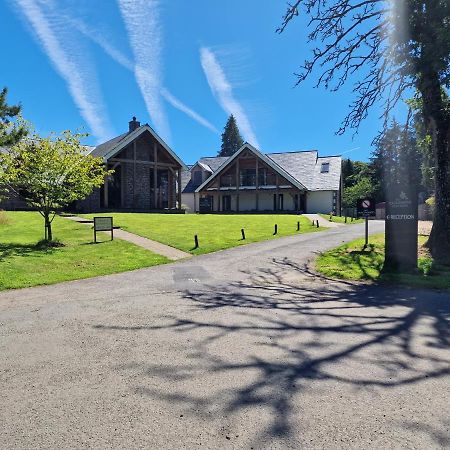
left=239, top=193, right=256, bottom=211
left=307, top=191, right=334, bottom=214
left=181, top=193, right=195, bottom=213
left=258, top=193, right=274, bottom=211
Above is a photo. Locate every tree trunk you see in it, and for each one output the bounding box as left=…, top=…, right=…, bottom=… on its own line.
left=44, top=213, right=53, bottom=242
left=418, top=72, right=450, bottom=264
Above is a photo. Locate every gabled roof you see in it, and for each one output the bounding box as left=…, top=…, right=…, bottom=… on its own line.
left=198, top=156, right=228, bottom=172
left=89, top=124, right=186, bottom=169
left=195, top=143, right=307, bottom=193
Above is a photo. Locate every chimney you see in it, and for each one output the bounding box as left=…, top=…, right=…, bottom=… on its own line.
left=129, top=116, right=140, bottom=132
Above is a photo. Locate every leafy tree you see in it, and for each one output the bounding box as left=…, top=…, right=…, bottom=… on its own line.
left=278, top=1, right=450, bottom=262
left=218, top=115, right=244, bottom=157
left=0, top=87, right=27, bottom=147
left=0, top=127, right=111, bottom=242
left=342, top=177, right=375, bottom=209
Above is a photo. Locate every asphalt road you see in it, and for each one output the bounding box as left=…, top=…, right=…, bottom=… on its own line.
left=1, top=221, right=449, bottom=449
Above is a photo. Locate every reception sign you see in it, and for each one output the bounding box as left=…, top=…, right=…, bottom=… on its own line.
left=385, top=186, right=418, bottom=271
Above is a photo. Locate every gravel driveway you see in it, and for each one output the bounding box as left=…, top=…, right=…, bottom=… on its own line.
left=1, top=221, right=449, bottom=449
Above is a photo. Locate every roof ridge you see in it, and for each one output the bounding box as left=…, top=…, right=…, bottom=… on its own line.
left=267, top=149, right=318, bottom=155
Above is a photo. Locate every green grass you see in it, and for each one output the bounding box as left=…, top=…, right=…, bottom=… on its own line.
left=0, top=212, right=169, bottom=290
left=316, top=234, right=450, bottom=290
left=319, top=214, right=364, bottom=224
left=82, top=213, right=325, bottom=255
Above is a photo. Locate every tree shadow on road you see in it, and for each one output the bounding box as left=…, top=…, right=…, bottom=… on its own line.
left=93, top=256, right=450, bottom=446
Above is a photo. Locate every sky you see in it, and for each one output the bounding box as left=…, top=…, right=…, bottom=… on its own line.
left=1, top=0, right=384, bottom=164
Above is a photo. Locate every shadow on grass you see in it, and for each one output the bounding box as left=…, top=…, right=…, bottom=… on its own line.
left=0, top=242, right=58, bottom=261
left=92, top=256, right=450, bottom=446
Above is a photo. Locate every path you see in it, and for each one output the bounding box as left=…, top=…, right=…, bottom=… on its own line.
left=302, top=213, right=342, bottom=228
left=1, top=220, right=449, bottom=449
left=64, top=215, right=190, bottom=261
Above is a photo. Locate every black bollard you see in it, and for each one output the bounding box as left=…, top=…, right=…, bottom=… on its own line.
left=316, top=220, right=319, bottom=228
left=345, top=215, right=347, bottom=223
left=194, top=235, right=199, bottom=249
left=274, top=224, right=278, bottom=235
left=297, top=221, right=300, bottom=231
left=241, top=228, right=245, bottom=240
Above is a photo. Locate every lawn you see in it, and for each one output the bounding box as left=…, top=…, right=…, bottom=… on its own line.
left=82, top=213, right=325, bottom=255
left=319, top=214, right=364, bottom=224
left=316, top=233, right=450, bottom=290
left=0, top=211, right=169, bottom=290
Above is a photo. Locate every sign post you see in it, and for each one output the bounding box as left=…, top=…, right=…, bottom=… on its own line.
left=385, top=186, right=418, bottom=272
left=94, top=216, right=114, bottom=243
left=357, top=198, right=376, bottom=248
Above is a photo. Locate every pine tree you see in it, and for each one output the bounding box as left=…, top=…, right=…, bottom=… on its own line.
left=0, top=87, right=27, bottom=147
left=218, top=115, right=244, bottom=157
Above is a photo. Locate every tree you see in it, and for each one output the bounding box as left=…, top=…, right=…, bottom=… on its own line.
left=0, top=128, right=111, bottom=242
left=219, top=115, right=244, bottom=157
left=371, top=119, right=422, bottom=201
left=278, top=1, right=450, bottom=263
left=0, top=87, right=27, bottom=147
left=342, top=177, right=374, bottom=209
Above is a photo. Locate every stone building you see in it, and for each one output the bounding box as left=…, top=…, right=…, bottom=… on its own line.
left=78, top=117, right=186, bottom=212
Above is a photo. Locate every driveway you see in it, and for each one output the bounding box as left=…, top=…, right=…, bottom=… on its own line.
left=1, top=221, right=449, bottom=449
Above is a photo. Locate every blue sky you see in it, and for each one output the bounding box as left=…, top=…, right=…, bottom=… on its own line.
left=2, top=0, right=383, bottom=163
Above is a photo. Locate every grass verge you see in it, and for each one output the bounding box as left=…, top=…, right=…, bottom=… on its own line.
left=82, top=213, right=326, bottom=255
left=316, top=234, right=450, bottom=290
left=0, top=211, right=169, bottom=291
left=319, top=214, right=364, bottom=224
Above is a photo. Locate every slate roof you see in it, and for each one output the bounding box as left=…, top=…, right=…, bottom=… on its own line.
left=267, top=151, right=319, bottom=190
left=88, top=131, right=129, bottom=158
left=181, top=167, right=197, bottom=193
left=184, top=149, right=341, bottom=193
left=198, top=156, right=228, bottom=172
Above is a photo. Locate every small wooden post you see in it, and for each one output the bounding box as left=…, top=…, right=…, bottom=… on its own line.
left=316, top=220, right=319, bottom=228
left=194, top=235, right=199, bottom=249
left=345, top=215, right=347, bottom=223
left=274, top=224, right=278, bottom=235
left=297, top=221, right=300, bottom=231
left=241, top=228, right=245, bottom=240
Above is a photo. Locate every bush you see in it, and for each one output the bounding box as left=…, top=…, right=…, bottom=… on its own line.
left=418, top=258, right=434, bottom=276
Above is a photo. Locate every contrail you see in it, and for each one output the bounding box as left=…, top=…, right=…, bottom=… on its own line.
left=200, top=47, right=259, bottom=148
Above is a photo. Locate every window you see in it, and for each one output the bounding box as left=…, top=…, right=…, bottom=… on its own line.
left=321, top=162, right=330, bottom=173
left=258, top=168, right=276, bottom=186
left=240, top=168, right=256, bottom=186
left=220, top=173, right=236, bottom=187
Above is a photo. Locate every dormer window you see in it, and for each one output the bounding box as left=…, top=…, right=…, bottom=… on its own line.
left=321, top=162, right=330, bottom=173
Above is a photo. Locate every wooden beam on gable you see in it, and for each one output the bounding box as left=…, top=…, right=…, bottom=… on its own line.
left=153, top=142, right=158, bottom=209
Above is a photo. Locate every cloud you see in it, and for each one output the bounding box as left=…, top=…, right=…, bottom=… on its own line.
left=69, top=17, right=218, bottom=134
left=118, top=0, right=170, bottom=142
left=200, top=47, right=259, bottom=148
left=13, top=0, right=114, bottom=143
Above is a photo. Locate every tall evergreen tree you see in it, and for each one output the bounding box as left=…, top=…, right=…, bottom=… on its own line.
left=0, top=87, right=27, bottom=147
left=218, top=115, right=244, bottom=157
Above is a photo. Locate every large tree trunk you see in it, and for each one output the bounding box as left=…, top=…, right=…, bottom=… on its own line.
left=418, top=72, right=450, bottom=264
